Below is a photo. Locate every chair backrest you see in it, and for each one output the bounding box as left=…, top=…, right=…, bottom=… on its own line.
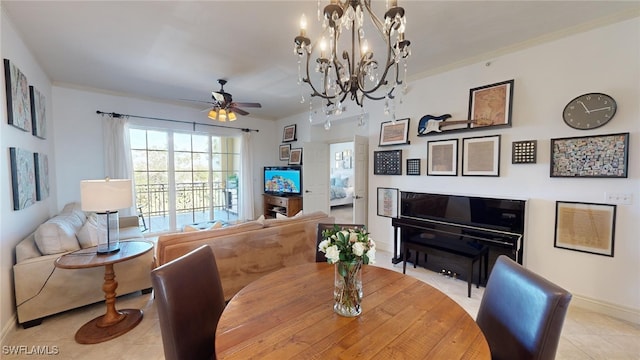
left=151, top=245, right=226, bottom=360
left=476, top=255, right=572, bottom=360
left=316, top=223, right=365, bottom=262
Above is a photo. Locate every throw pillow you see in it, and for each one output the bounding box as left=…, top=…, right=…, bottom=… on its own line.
left=77, top=213, right=99, bottom=248
left=35, top=215, right=81, bottom=255
left=256, top=214, right=266, bottom=225
left=183, top=225, right=200, bottom=232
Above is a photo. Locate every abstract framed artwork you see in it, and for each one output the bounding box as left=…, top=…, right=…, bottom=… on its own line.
left=554, top=201, right=616, bottom=257
left=379, top=118, right=410, bottom=146
left=34, top=153, right=50, bottom=200
left=550, top=133, right=629, bottom=178
left=4, top=59, right=32, bottom=132
left=427, top=139, right=458, bottom=176
left=468, top=79, right=514, bottom=130
left=9, top=147, right=37, bottom=210
left=377, top=187, right=398, bottom=218
left=462, top=135, right=501, bottom=176
left=279, top=144, right=291, bottom=161
left=282, top=124, right=297, bottom=142
left=373, top=150, right=402, bottom=175
left=289, top=148, right=302, bottom=165
left=30, top=85, right=46, bottom=139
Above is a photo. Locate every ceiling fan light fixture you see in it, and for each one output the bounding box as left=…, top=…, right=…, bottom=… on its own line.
left=228, top=111, right=237, bottom=121
left=208, top=109, right=218, bottom=120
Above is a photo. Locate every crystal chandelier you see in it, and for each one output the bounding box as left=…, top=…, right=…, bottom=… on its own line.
left=294, top=0, right=410, bottom=119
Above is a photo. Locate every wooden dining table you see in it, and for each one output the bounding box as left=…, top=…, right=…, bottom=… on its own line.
left=215, top=262, right=490, bottom=359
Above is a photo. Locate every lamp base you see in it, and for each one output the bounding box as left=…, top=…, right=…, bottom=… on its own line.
left=97, top=248, right=121, bottom=255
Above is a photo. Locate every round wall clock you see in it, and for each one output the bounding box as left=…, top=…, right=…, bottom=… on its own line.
left=562, top=93, right=617, bottom=130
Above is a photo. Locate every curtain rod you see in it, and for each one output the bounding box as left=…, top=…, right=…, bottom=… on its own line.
left=96, top=110, right=259, bottom=133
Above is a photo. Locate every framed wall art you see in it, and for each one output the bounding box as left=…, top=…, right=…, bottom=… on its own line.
left=554, top=201, right=616, bottom=257
left=373, top=149, right=402, bottom=175
left=379, top=118, right=410, bottom=146
left=4, top=59, right=32, bottom=132
left=9, top=147, right=37, bottom=210
left=29, top=85, right=46, bottom=139
left=279, top=144, right=291, bottom=161
left=468, top=79, right=514, bottom=130
left=406, top=158, right=421, bottom=175
left=282, top=124, right=297, bottom=142
left=427, top=139, right=458, bottom=176
left=377, top=187, right=398, bottom=218
left=512, top=140, right=537, bottom=164
left=550, top=133, right=629, bottom=178
left=289, top=147, right=302, bottom=165
left=462, top=135, right=501, bottom=176
left=34, top=153, right=50, bottom=200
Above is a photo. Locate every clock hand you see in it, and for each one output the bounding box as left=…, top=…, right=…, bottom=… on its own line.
left=589, top=106, right=611, bottom=112
left=577, top=101, right=591, bottom=114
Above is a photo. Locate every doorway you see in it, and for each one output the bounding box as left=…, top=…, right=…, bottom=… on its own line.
left=329, top=142, right=354, bottom=223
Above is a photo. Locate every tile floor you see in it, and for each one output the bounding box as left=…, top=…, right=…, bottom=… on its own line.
left=2, top=250, right=639, bottom=359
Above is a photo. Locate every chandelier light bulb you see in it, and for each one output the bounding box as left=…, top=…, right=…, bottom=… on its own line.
left=300, top=14, right=307, bottom=32
left=361, top=39, right=369, bottom=55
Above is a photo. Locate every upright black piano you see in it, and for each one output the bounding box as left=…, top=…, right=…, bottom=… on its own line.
left=392, top=191, right=527, bottom=278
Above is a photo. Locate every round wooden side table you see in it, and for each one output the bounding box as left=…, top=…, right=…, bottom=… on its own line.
left=55, top=240, right=153, bottom=344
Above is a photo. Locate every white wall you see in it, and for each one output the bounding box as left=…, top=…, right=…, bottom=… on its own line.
left=0, top=9, right=58, bottom=336
left=53, top=86, right=278, bottom=219
left=283, top=18, right=640, bottom=319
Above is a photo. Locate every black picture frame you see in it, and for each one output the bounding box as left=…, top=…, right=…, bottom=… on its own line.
left=282, top=124, right=297, bottom=142
left=550, top=133, right=629, bottom=178
left=554, top=201, right=616, bottom=257
left=29, top=85, right=46, bottom=139
left=377, top=187, right=399, bottom=218
left=468, top=79, right=514, bottom=130
left=379, top=118, right=410, bottom=146
left=512, top=140, right=537, bottom=164
left=279, top=144, right=291, bottom=161
left=406, top=158, right=421, bottom=175
left=289, top=148, right=302, bottom=165
left=427, top=139, right=458, bottom=176
left=373, top=150, right=402, bottom=175
left=462, top=135, right=501, bottom=177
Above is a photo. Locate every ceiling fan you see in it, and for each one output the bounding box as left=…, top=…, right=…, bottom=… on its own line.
left=188, top=79, right=262, bottom=122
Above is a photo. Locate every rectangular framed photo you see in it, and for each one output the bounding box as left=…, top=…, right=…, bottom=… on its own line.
left=279, top=144, right=291, bottom=161
left=468, top=79, right=514, bottom=130
left=462, top=135, right=501, bottom=176
left=29, top=85, right=46, bottom=139
left=550, top=133, right=629, bottom=178
left=377, top=187, right=399, bottom=218
left=554, top=201, right=616, bottom=257
left=34, top=153, right=50, bottom=200
left=4, top=59, right=32, bottom=132
left=282, top=124, right=297, bottom=142
left=427, top=139, right=458, bottom=176
left=9, top=147, right=37, bottom=210
left=373, top=150, right=402, bottom=175
left=289, top=147, right=302, bottom=165
left=379, top=118, right=410, bottom=146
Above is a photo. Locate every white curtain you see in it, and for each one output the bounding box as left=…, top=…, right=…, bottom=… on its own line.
left=103, top=116, right=135, bottom=216
left=240, top=131, right=255, bottom=221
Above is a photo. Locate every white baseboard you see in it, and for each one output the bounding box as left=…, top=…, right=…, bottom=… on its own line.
left=570, top=294, right=640, bottom=325
left=1, top=313, right=18, bottom=345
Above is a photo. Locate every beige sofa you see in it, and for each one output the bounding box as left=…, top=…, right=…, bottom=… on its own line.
left=157, top=211, right=333, bottom=301
left=14, top=203, right=154, bottom=327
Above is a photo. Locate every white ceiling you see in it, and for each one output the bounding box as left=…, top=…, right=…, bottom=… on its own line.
left=3, top=1, right=639, bottom=120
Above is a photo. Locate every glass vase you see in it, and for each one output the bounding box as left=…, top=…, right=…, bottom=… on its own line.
left=334, top=260, right=363, bottom=317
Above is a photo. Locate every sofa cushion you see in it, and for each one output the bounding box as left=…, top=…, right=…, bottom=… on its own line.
left=35, top=214, right=81, bottom=255
left=61, top=202, right=87, bottom=227
left=76, top=213, right=99, bottom=248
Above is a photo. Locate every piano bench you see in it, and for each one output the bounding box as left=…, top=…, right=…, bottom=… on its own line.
left=402, top=237, right=488, bottom=298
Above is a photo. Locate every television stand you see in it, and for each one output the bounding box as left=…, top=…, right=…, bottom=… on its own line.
left=263, top=194, right=302, bottom=218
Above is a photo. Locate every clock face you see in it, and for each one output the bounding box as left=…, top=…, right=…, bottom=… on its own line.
left=563, top=93, right=617, bottom=130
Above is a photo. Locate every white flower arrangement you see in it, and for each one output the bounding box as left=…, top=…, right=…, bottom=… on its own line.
left=318, top=225, right=376, bottom=265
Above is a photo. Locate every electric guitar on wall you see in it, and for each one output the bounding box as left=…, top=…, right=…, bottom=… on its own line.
left=417, top=114, right=492, bottom=135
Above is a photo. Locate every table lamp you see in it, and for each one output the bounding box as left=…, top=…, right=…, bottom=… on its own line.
left=80, top=178, right=133, bottom=254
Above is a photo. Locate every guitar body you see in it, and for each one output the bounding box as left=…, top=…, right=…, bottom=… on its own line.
left=418, top=114, right=452, bottom=135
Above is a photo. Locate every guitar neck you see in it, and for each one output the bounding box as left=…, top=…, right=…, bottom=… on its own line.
left=440, top=119, right=477, bottom=127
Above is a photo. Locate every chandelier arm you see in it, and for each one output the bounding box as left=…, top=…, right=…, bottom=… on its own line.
left=301, top=29, right=340, bottom=101
left=357, top=27, right=398, bottom=96
left=363, top=0, right=387, bottom=38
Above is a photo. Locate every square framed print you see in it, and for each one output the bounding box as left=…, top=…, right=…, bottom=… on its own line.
left=550, top=133, right=629, bottom=178
left=282, top=124, right=297, bottom=142
left=9, top=147, right=37, bottom=210
left=379, top=118, right=410, bottom=146
left=279, top=144, right=291, bottom=161
left=406, top=158, right=421, bottom=175
left=468, top=79, right=514, bottom=130
left=377, top=187, right=398, bottom=218
left=427, top=139, right=458, bottom=176
left=29, top=85, right=46, bottom=139
left=4, top=59, right=32, bottom=132
left=554, top=201, right=616, bottom=257
left=373, top=150, right=402, bottom=175
left=462, top=135, right=501, bottom=176
left=289, top=147, right=302, bottom=165
left=512, top=140, right=537, bottom=164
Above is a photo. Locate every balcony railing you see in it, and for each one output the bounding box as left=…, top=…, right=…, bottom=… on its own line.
left=135, top=182, right=238, bottom=232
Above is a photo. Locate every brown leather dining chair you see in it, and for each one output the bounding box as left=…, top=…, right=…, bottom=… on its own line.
left=151, top=245, right=226, bottom=360
left=316, top=223, right=365, bottom=262
left=476, top=255, right=572, bottom=360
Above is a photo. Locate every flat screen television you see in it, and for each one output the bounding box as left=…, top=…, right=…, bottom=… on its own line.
left=264, top=166, right=302, bottom=196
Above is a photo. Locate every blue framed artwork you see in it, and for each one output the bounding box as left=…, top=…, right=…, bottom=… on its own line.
left=10, top=147, right=37, bottom=210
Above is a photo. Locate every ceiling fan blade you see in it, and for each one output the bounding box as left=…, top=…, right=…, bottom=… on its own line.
left=179, top=98, right=216, bottom=105
left=230, top=107, right=250, bottom=116
left=232, top=102, right=262, bottom=108
left=200, top=106, right=215, bottom=113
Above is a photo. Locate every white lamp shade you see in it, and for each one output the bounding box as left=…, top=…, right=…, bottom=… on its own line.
left=80, top=179, right=133, bottom=212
